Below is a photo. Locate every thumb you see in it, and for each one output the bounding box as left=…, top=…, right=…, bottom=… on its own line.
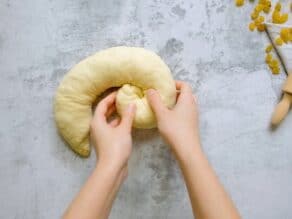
left=146, top=89, right=167, bottom=117
left=120, top=103, right=136, bottom=131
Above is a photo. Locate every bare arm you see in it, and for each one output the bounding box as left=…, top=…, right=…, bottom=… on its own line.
left=63, top=92, right=136, bottom=219
left=147, top=81, right=240, bottom=219
left=177, top=146, right=240, bottom=219
left=63, top=163, right=127, bottom=219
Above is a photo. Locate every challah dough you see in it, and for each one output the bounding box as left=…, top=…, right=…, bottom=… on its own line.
left=54, top=47, right=176, bottom=157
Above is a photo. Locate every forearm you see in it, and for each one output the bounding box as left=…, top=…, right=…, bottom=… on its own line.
left=63, top=162, right=125, bottom=219
left=101, top=166, right=127, bottom=219
left=174, top=142, right=240, bottom=219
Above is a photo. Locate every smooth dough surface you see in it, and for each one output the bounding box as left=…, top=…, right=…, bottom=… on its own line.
left=54, top=47, right=176, bottom=157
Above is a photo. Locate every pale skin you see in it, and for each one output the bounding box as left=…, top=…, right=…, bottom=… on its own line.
left=63, top=81, right=241, bottom=219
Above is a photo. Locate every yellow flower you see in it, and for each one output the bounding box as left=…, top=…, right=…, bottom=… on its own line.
left=275, top=37, right=283, bottom=46
left=235, top=0, right=244, bottom=7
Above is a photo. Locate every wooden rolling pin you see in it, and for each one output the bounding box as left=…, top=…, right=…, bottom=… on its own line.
left=271, top=73, right=292, bottom=126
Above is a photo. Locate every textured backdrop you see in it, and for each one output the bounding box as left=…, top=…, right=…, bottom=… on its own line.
left=1, top=0, right=292, bottom=218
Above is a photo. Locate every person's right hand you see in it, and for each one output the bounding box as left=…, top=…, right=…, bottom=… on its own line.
left=146, top=81, right=201, bottom=158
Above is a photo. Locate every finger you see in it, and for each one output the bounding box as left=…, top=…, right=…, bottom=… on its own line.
left=146, top=89, right=168, bottom=117
left=109, top=117, right=120, bottom=127
left=120, top=103, right=136, bottom=131
left=94, top=92, right=117, bottom=123
left=175, top=81, right=193, bottom=104
left=176, top=81, right=192, bottom=95
left=105, top=104, right=116, bottom=118
left=175, top=80, right=188, bottom=99
left=175, top=80, right=184, bottom=90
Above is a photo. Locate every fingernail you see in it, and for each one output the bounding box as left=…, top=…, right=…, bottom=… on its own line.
left=146, top=89, right=155, bottom=96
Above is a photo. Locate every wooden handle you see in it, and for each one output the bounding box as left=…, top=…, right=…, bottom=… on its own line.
left=283, top=74, right=292, bottom=93
left=271, top=93, right=292, bottom=126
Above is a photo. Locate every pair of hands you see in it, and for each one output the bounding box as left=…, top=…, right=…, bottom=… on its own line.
left=90, top=81, right=200, bottom=172
left=66, top=81, right=241, bottom=219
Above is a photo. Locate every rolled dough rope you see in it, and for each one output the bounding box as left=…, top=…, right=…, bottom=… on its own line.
left=54, top=47, right=176, bottom=157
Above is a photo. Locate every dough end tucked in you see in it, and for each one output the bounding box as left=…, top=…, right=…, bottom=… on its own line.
left=54, top=47, right=176, bottom=157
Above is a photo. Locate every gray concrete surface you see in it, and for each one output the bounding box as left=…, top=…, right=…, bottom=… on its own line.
left=1, top=0, right=292, bottom=218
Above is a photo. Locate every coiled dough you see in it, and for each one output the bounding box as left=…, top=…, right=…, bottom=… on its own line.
left=54, top=47, right=176, bottom=157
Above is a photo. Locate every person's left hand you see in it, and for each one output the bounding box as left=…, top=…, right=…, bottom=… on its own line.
left=90, top=91, right=136, bottom=170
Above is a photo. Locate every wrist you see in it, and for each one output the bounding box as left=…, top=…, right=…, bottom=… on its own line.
left=96, top=159, right=126, bottom=178
left=92, top=161, right=128, bottom=191
left=171, top=139, right=203, bottom=162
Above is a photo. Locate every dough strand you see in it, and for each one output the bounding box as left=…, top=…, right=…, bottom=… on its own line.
left=54, top=47, right=176, bottom=157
